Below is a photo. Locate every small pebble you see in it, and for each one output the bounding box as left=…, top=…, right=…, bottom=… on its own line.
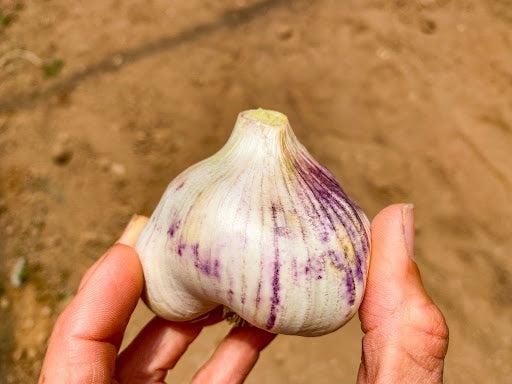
left=27, top=347, right=37, bottom=359
left=376, top=47, right=390, bottom=60
left=10, top=257, right=27, bottom=288
left=110, top=162, right=126, bottom=177
left=112, top=54, right=124, bottom=67
left=276, top=25, right=294, bottom=40
left=12, top=348, right=24, bottom=362
left=52, top=143, right=73, bottom=165
left=41, top=305, right=52, bottom=316
left=0, top=297, right=10, bottom=309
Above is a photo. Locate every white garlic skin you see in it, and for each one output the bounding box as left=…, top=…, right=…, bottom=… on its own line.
left=136, top=109, right=370, bottom=336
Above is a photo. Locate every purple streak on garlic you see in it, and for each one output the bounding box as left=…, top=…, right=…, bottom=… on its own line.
left=136, top=109, right=371, bottom=336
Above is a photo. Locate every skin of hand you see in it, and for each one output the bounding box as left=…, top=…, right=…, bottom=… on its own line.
left=39, top=204, right=448, bottom=384
left=357, top=204, right=449, bottom=383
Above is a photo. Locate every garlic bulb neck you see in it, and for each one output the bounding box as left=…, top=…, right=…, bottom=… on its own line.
left=136, top=109, right=370, bottom=336
left=220, top=109, right=295, bottom=160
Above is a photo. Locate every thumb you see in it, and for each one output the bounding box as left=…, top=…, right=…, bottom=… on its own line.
left=359, top=204, right=430, bottom=332
left=357, top=205, right=449, bottom=384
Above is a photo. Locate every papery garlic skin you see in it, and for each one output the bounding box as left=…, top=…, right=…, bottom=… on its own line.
left=136, top=109, right=370, bottom=336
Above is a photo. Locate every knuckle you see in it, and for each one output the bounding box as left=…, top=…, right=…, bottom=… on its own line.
left=423, top=302, right=449, bottom=340
left=408, top=300, right=449, bottom=340
left=407, top=301, right=449, bottom=360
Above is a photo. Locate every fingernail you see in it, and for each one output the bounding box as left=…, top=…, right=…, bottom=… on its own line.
left=118, top=215, right=148, bottom=246
left=402, top=204, right=414, bottom=259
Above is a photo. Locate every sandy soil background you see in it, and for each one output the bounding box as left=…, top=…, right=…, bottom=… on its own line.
left=1, top=0, right=511, bottom=382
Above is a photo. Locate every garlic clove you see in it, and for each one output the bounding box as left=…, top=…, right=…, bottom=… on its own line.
left=136, top=109, right=370, bottom=336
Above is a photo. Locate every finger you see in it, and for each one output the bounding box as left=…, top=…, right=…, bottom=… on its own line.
left=39, top=215, right=148, bottom=384
left=359, top=204, right=430, bottom=332
left=115, top=307, right=224, bottom=383
left=357, top=204, right=449, bottom=384
left=192, top=326, right=276, bottom=384
left=78, top=214, right=147, bottom=291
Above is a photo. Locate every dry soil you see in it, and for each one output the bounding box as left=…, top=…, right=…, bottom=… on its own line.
left=1, top=0, right=511, bottom=383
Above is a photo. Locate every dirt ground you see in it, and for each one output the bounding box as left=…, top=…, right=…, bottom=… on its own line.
left=1, top=0, right=511, bottom=382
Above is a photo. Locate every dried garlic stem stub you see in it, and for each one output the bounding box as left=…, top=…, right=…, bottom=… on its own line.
left=136, top=108, right=370, bottom=336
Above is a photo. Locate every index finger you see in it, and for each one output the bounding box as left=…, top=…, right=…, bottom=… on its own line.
left=39, top=216, right=148, bottom=384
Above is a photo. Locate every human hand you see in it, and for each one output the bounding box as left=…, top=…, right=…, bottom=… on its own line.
left=39, top=215, right=275, bottom=384
left=358, top=204, right=449, bottom=383
left=39, top=205, right=448, bottom=384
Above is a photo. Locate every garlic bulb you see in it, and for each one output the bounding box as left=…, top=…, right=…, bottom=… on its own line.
left=136, top=109, right=370, bottom=336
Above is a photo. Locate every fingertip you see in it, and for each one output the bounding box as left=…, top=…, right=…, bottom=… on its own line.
left=95, top=243, right=144, bottom=296
left=371, top=204, right=406, bottom=235
left=117, top=215, right=149, bottom=246
left=79, top=243, right=144, bottom=292
left=370, top=204, right=411, bottom=269
left=363, top=204, right=433, bottom=317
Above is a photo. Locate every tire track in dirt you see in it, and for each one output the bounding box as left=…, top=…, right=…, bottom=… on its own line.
left=0, top=0, right=298, bottom=114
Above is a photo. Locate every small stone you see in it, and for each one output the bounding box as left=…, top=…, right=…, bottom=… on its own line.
left=110, top=162, right=126, bottom=177
left=0, top=297, right=10, bottom=309
left=376, top=47, right=390, bottom=60
left=27, top=347, right=37, bottom=359
left=12, top=348, right=24, bottom=361
left=276, top=25, right=293, bottom=40
left=112, top=54, right=124, bottom=67
left=10, top=257, right=28, bottom=288
left=52, top=143, right=73, bottom=165
left=41, top=305, right=52, bottom=316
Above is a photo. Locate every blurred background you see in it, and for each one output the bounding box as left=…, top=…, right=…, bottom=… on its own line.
left=1, top=0, right=511, bottom=382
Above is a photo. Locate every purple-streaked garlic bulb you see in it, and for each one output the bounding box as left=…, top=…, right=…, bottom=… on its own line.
left=136, top=109, right=370, bottom=336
